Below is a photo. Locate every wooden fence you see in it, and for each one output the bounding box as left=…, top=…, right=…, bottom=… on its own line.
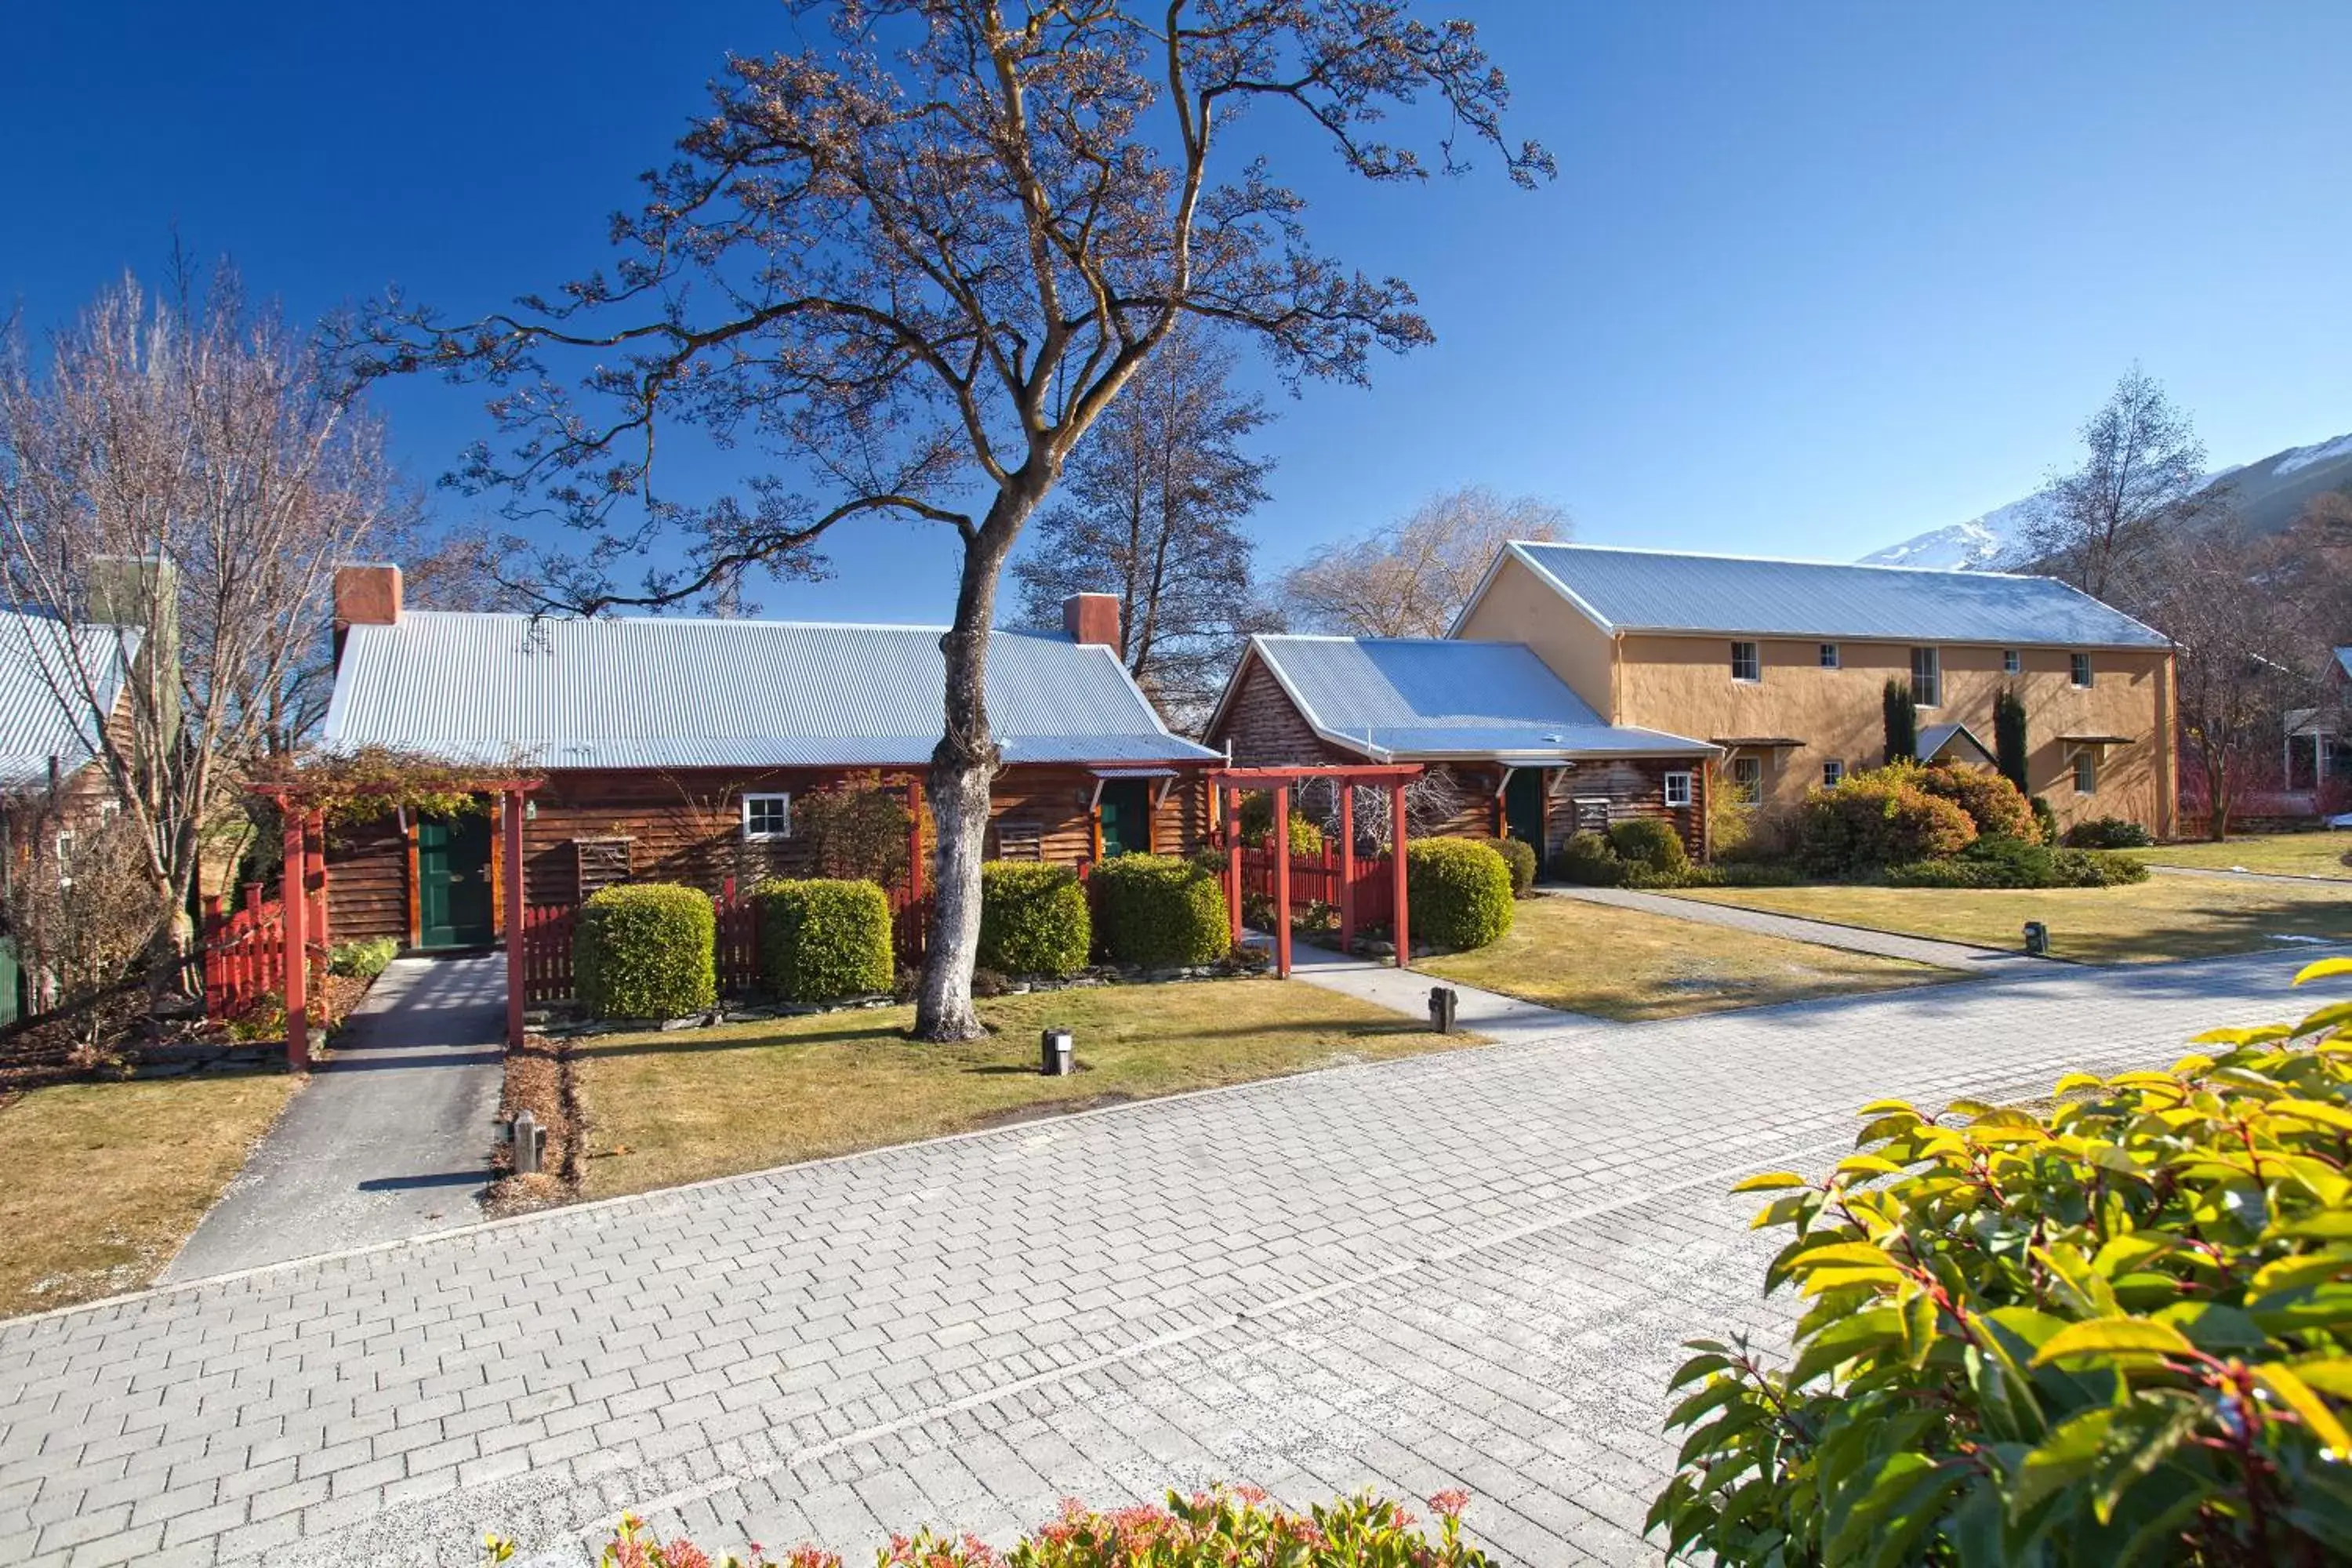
left=1236, top=842, right=1397, bottom=928
left=201, top=885, right=286, bottom=1018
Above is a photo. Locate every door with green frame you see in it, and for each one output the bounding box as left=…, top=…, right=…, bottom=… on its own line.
left=1504, top=768, right=1549, bottom=856
left=416, top=812, right=495, bottom=949
left=1097, top=779, right=1154, bottom=858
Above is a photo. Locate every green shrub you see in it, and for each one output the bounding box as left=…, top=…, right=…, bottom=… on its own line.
left=1406, top=838, right=1513, bottom=952
left=2030, top=793, right=2061, bottom=845
left=573, top=884, right=716, bottom=1019
left=1494, top=834, right=1538, bottom=896
left=1915, top=764, right=2038, bottom=841
left=1548, top=831, right=1625, bottom=887
left=491, top=1486, right=1495, bottom=1566
left=1653, top=960, right=2352, bottom=1566
left=327, top=936, right=398, bottom=979
left=1798, top=763, right=1977, bottom=873
left=2063, top=813, right=2154, bottom=849
left=1091, top=853, right=1230, bottom=967
left=1284, top=812, right=1326, bottom=857
left=978, top=861, right=1091, bottom=978
left=2058, top=845, right=2150, bottom=885
left=752, top=878, right=894, bottom=1003
left=1609, top=815, right=1691, bottom=876
left=1884, top=837, right=2152, bottom=889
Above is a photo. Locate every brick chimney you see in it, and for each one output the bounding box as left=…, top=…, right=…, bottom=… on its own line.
left=333, top=563, right=402, bottom=666
left=1062, top=593, right=1122, bottom=652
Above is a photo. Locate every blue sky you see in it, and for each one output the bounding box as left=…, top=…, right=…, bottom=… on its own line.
left=5, top=2, right=2347, bottom=622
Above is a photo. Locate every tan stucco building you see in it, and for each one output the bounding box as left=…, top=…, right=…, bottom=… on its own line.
left=1454, top=543, right=2178, bottom=838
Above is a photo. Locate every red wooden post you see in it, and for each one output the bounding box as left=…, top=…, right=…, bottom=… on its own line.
left=1338, top=786, right=1356, bottom=955
left=309, top=812, right=330, bottom=953
left=1389, top=779, right=1410, bottom=969
left=281, top=808, right=309, bottom=1070
left=1272, top=784, right=1293, bottom=978
left=1225, top=787, right=1243, bottom=948
left=502, top=788, right=526, bottom=1050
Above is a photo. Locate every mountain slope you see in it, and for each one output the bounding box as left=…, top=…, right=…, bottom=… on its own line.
left=1861, top=430, right=2352, bottom=571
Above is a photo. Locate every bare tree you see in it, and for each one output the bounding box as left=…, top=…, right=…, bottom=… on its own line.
left=345, top=2, right=1548, bottom=1040
left=2025, top=365, right=2212, bottom=600
left=2, top=807, right=157, bottom=1044
left=1279, top=485, right=1569, bottom=637
left=0, top=267, right=405, bottom=985
left=1013, top=323, right=1276, bottom=728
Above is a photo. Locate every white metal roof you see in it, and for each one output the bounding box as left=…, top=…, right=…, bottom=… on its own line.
left=0, top=612, right=141, bottom=792
left=322, top=612, right=1218, bottom=770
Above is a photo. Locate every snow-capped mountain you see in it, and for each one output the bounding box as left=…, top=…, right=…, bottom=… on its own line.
left=1861, top=430, right=2352, bottom=572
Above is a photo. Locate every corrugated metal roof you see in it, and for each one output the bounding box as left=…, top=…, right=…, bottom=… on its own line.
left=321, top=612, right=1218, bottom=769
left=1918, top=722, right=1995, bottom=766
left=0, top=612, right=141, bottom=790
left=1508, top=543, right=2172, bottom=648
left=1247, top=635, right=1713, bottom=760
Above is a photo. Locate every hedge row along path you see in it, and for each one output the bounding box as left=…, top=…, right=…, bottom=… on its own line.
left=0, top=949, right=2329, bottom=1566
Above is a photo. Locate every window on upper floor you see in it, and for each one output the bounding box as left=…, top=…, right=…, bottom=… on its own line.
left=1730, top=641, right=1760, bottom=682
left=1910, top=646, right=1942, bottom=708
left=1819, top=643, right=1840, bottom=670
left=2003, top=648, right=2022, bottom=676
left=1662, top=771, right=1693, bottom=808
left=2072, top=652, right=2094, bottom=688
left=741, top=793, right=792, bottom=840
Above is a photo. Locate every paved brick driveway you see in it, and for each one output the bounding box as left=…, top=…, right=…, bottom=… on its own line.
left=0, top=950, right=2321, bottom=1567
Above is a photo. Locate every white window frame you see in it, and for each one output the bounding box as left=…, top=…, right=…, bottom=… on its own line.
left=1730, top=756, right=1763, bottom=806
left=1662, top=771, right=1693, bottom=808
left=740, top=793, right=793, bottom=841
left=1822, top=760, right=1844, bottom=788
left=2073, top=754, right=2096, bottom=795
left=1818, top=642, right=1840, bottom=670
left=2002, top=648, right=2022, bottom=676
left=1910, top=645, right=1942, bottom=708
left=2071, top=652, right=2094, bottom=688
left=1730, top=641, right=1761, bottom=683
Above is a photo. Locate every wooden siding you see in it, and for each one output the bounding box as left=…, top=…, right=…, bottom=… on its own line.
left=1206, top=652, right=1357, bottom=768
left=323, top=813, right=410, bottom=943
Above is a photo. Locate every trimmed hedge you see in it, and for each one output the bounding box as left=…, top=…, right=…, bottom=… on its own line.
left=1549, top=830, right=1626, bottom=887
left=574, top=883, right=716, bottom=1020
left=753, top=878, right=894, bottom=1003
left=1091, top=853, right=1230, bottom=967
left=1609, top=816, right=1690, bottom=877
left=978, top=861, right=1091, bottom=978
left=1406, top=837, right=1514, bottom=951
left=1884, top=838, right=2150, bottom=888
left=1494, top=835, right=1538, bottom=896
left=2063, top=813, right=2154, bottom=849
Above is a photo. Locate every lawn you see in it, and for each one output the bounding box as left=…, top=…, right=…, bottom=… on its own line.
left=572, top=978, right=1469, bottom=1200
left=0, top=1073, right=298, bottom=1318
left=2126, top=831, right=2352, bottom=880
left=1418, top=895, right=1945, bottom=1021
left=1673, top=875, right=2352, bottom=965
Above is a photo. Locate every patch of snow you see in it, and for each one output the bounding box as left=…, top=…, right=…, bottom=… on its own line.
left=2274, top=433, right=2352, bottom=477
left=1860, top=495, right=2040, bottom=572
left=2268, top=933, right=2330, bottom=945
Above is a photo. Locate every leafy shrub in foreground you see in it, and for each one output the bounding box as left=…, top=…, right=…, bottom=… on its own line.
left=1798, top=764, right=1977, bottom=873
left=1548, top=830, right=1625, bottom=887
left=328, top=936, right=398, bottom=979
left=1610, top=815, right=1691, bottom=877
left=1651, top=957, right=2352, bottom=1566
left=977, top=861, right=1091, bottom=978
left=1494, top=834, right=1537, bottom=896
left=2063, top=814, right=2154, bottom=849
left=1915, top=764, right=2039, bottom=842
left=1406, top=838, right=1513, bottom=951
left=753, top=878, right=895, bottom=1003
left=1090, top=853, right=1230, bottom=967
left=485, top=1488, right=1493, bottom=1567
left=574, top=884, right=716, bottom=1019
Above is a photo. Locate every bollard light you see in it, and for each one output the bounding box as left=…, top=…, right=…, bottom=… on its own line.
left=1040, top=1027, right=1075, bottom=1076
left=2023, top=920, right=2049, bottom=957
left=1428, top=985, right=1459, bottom=1035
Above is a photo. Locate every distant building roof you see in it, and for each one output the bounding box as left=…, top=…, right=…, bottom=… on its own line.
left=1222, top=635, right=1713, bottom=761
left=1918, top=722, right=1997, bottom=768
left=322, top=612, right=1218, bottom=770
left=1489, top=542, right=2172, bottom=649
left=2333, top=646, right=2352, bottom=682
left=0, top=612, right=141, bottom=792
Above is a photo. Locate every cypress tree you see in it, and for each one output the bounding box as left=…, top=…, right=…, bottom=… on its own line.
left=1994, top=686, right=2031, bottom=794
left=1883, top=680, right=1918, bottom=764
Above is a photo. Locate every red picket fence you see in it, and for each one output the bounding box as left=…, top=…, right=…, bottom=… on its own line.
left=201, top=885, right=286, bottom=1018
left=1236, top=842, right=1397, bottom=928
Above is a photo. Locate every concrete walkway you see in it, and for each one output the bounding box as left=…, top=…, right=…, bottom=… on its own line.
left=2146, top=862, right=2352, bottom=888
left=1284, top=940, right=1611, bottom=1041
left=162, top=954, right=507, bottom=1283
left=1539, top=884, right=2042, bottom=973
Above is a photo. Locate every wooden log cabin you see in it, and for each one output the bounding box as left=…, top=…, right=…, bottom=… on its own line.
left=318, top=567, right=1219, bottom=949
left=1201, top=633, right=1719, bottom=862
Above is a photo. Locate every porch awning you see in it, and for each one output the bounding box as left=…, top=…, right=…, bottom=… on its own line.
left=1712, top=735, right=1806, bottom=750
left=1090, top=766, right=1181, bottom=779
left=2059, top=732, right=2135, bottom=751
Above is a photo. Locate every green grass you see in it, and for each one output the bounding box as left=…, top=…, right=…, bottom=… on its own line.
left=573, top=978, right=1472, bottom=1200
left=1672, top=876, right=2352, bottom=965
left=2125, top=832, right=2352, bottom=880
left=0, top=1073, right=299, bottom=1318
left=1420, top=895, right=1946, bottom=1020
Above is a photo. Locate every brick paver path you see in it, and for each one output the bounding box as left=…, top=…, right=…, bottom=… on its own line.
left=0, top=951, right=2322, bottom=1567
left=1542, top=884, right=2040, bottom=971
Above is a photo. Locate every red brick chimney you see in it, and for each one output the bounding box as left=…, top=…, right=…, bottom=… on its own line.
left=1062, top=593, right=1122, bottom=652
left=333, top=563, right=402, bottom=666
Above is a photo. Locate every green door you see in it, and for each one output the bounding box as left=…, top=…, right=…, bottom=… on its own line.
left=416, top=814, right=495, bottom=949
left=1504, top=768, right=1548, bottom=855
left=1098, top=780, right=1154, bottom=858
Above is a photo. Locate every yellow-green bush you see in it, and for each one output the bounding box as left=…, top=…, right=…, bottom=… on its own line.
left=977, top=861, right=1091, bottom=978
left=1494, top=834, right=1538, bottom=896
left=1609, top=815, right=1690, bottom=877
left=1090, top=854, right=1230, bottom=967
left=574, top=884, right=716, bottom=1020
left=753, top=878, right=894, bottom=1004
left=1405, top=838, right=1513, bottom=951
left=1798, top=764, right=1977, bottom=873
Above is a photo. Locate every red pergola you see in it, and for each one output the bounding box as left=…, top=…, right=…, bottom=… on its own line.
left=1207, top=764, right=1422, bottom=978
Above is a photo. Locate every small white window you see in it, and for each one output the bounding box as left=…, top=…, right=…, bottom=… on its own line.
left=1819, top=643, right=1840, bottom=669
left=2071, top=652, right=2093, bottom=688
left=1730, top=641, right=1760, bottom=682
left=1663, top=771, right=1693, bottom=808
left=2003, top=649, right=2022, bottom=676
left=741, top=793, right=792, bottom=840
left=1910, top=646, right=1942, bottom=708
left=1822, top=760, right=1844, bottom=788
left=2074, top=754, right=2096, bottom=794
left=1731, top=757, right=1763, bottom=806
